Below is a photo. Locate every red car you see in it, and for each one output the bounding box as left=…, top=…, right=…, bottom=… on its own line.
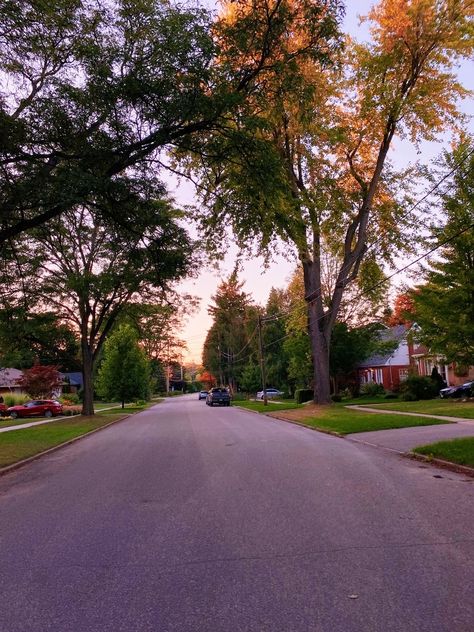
left=7, top=400, right=63, bottom=419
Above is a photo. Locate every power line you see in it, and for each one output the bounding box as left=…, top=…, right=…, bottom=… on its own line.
left=262, top=220, right=474, bottom=351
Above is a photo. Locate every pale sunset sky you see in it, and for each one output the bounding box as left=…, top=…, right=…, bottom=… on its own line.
left=172, top=1, right=474, bottom=364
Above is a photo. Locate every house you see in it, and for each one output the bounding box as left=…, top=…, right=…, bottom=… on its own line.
left=357, top=324, right=473, bottom=391
left=0, top=368, right=25, bottom=395
left=61, top=372, right=83, bottom=394
left=357, top=324, right=413, bottom=392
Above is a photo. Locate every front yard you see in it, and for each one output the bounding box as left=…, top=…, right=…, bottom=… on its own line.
left=236, top=400, right=451, bottom=435
left=353, top=399, right=474, bottom=419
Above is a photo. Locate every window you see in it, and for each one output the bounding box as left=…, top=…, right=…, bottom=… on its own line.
left=399, top=369, right=409, bottom=381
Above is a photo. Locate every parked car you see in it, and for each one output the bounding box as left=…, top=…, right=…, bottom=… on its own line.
left=439, top=381, right=474, bottom=399
left=206, top=387, right=231, bottom=407
left=256, top=388, right=283, bottom=400
left=7, top=400, right=63, bottom=419
left=198, top=390, right=208, bottom=400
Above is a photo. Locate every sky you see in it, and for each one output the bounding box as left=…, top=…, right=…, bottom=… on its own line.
left=173, top=1, right=474, bottom=364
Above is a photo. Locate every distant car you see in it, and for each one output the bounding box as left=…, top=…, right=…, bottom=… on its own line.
left=198, top=390, right=208, bottom=400
left=256, top=388, right=283, bottom=400
left=440, top=381, right=474, bottom=399
left=206, top=387, right=231, bottom=407
left=7, top=400, right=63, bottom=419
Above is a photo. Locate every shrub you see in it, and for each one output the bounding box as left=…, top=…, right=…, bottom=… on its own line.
left=295, top=388, right=313, bottom=404
left=384, top=392, right=398, bottom=400
left=331, top=394, right=342, bottom=403
left=2, top=393, right=29, bottom=407
left=360, top=382, right=385, bottom=396
left=60, top=393, right=80, bottom=405
left=230, top=392, right=247, bottom=401
left=399, top=375, right=438, bottom=401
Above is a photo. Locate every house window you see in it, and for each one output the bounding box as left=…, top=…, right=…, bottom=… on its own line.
left=375, top=369, right=383, bottom=384
left=399, top=369, right=409, bottom=381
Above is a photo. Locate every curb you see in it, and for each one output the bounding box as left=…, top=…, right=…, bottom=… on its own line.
left=0, top=413, right=132, bottom=478
left=405, top=451, right=474, bottom=479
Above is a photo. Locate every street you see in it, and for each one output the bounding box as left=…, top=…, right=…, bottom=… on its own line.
left=1, top=394, right=474, bottom=631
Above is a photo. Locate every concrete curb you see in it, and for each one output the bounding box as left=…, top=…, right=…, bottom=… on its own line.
left=405, top=451, right=474, bottom=479
left=0, top=413, right=132, bottom=478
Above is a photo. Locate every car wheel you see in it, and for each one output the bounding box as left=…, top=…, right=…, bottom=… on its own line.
left=10, top=411, right=19, bottom=419
left=44, top=410, right=53, bottom=418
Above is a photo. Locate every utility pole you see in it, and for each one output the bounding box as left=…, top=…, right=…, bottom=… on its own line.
left=257, top=314, right=268, bottom=406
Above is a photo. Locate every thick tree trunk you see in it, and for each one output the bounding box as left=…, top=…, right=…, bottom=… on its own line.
left=307, top=298, right=332, bottom=404
left=302, top=257, right=333, bottom=405
left=81, top=341, right=95, bottom=416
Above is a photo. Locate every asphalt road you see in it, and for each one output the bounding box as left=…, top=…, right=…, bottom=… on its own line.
left=1, top=395, right=474, bottom=632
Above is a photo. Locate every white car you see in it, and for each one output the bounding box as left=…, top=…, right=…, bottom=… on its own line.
left=257, top=388, right=283, bottom=400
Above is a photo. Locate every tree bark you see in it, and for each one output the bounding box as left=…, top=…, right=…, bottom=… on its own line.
left=81, top=340, right=95, bottom=416
left=307, top=298, right=332, bottom=404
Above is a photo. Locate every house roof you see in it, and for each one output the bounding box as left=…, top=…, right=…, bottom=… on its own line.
left=0, top=367, right=23, bottom=387
left=61, top=372, right=83, bottom=388
left=358, top=325, right=408, bottom=369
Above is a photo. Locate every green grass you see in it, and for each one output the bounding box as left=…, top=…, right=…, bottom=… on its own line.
left=414, top=437, right=474, bottom=468
left=236, top=401, right=302, bottom=413
left=240, top=400, right=451, bottom=435
left=0, top=414, right=128, bottom=468
left=352, top=399, right=474, bottom=419
left=304, top=407, right=450, bottom=435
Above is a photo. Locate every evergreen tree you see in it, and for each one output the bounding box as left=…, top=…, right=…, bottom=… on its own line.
left=411, top=145, right=474, bottom=366
left=96, top=325, right=150, bottom=408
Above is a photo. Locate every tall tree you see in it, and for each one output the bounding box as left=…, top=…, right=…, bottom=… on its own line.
left=96, top=325, right=150, bottom=408
left=0, top=0, right=336, bottom=246
left=25, top=197, right=193, bottom=415
left=191, top=0, right=474, bottom=403
left=202, top=269, right=257, bottom=390
left=410, top=143, right=474, bottom=366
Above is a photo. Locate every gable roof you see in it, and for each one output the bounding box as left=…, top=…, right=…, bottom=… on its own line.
left=358, top=325, right=408, bottom=369
left=0, top=367, right=23, bottom=387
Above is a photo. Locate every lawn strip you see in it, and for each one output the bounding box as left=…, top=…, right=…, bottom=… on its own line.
left=414, top=437, right=474, bottom=468
left=243, top=402, right=450, bottom=435
left=0, top=416, right=51, bottom=429
left=0, top=413, right=128, bottom=469
left=355, top=400, right=474, bottom=419
left=235, top=401, right=302, bottom=413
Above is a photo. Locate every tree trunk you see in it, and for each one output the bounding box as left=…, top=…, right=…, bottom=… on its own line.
left=302, top=258, right=332, bottom=405
left=81, top=340, right=95, bottom=416
left=307, top=298, right=332, bottom=404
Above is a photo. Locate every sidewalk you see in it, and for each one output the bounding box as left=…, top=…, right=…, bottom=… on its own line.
left=0, top=405, right=123, bottom=434
left=345, top=405, right=474, bottom=453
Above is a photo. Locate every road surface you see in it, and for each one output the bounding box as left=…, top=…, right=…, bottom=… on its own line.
left=1, top=394, right=474, bottom=631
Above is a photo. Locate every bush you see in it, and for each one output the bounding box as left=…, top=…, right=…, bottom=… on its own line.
left=399, top=375, right=438, bottom=401
left=60, top=393, right=80, bottom=405
left=360, top=382, right=385, bottom=396
left=331, top=394, right=342, bottom=403
left=384, top=392, right=398, bottom=400
left=295, top=388, right=313, bottom=404
left=2, top=393, right=29, bottom=407
left=231, top=392, right=248, bottom=402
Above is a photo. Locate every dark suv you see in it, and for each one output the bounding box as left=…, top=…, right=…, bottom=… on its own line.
left=206, top=387, right=231, bottom=407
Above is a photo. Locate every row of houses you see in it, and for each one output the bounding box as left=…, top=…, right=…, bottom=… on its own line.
left=0, top=368, right=83, bottom=396
left=357, top=323, right=474, bottom=391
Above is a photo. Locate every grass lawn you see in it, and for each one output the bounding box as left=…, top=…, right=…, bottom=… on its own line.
left=303, top=406, right=450, bottom=435
left=352, top=399, right=474, bottom=419
left=236, top=401, right=303, bottom=413
left=0, top=413, right=129, bottom=469
left=414, top=437, right=474, bottom=468
left=241, top=401, right=451, bottom=435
